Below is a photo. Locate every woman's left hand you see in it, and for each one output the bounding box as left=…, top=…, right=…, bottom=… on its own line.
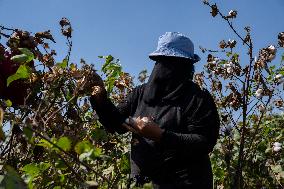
left=127, top=116, right=164, bottom=142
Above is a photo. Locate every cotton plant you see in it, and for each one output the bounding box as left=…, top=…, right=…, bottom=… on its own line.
left=199, top=1, right=284, bottom=188
left=0, top=19, right=134, bottom=188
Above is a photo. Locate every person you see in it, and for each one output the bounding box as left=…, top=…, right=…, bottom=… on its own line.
left=90, top=32, right=220, bottom=189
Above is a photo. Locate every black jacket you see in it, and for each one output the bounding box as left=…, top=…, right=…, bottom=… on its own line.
left=91, top=81, right=220, bottom=188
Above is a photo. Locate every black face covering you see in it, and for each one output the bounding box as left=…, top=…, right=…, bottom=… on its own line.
left=143, top=59, right=194, bottom=105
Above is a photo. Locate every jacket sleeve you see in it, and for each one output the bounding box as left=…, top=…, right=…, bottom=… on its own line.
left=159, top=90, right=220, bottom=155
left=90, top=86, right=140, bottom=134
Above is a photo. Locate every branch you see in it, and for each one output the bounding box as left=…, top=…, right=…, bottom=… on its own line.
left=244, top=95, right=272, bottom=159
left=26, top=126, right=111, bottom=186
left=203, top=1, right=250, bottom=47
left=44, top=95, right=76, bottom=124
left=0, top=25, right=16, bottom=31
left=56, top=152, right=85, bottom=182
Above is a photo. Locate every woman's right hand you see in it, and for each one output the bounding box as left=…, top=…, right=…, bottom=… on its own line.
left=90, top=74, right=107, bottom=107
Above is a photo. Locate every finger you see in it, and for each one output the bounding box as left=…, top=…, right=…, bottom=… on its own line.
left=128, top=116, right=135, bottom=125
left=135, top=117, right=145, bottom=129
left=129, top=116, right=145, bottom=131
left=128, top=117, right=139, bottom=129
left=135, top=116, right=141, bottom=122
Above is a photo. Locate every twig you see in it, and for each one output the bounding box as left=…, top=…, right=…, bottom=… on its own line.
left=244, top=95, right=272, bottom=159
left=0, top=25, right=16, bottom=31
left=56, top=152, right=85, bottom=182
left=203, top=2, right=250, bottom=47
left=0, top=32, right=10, bottom=38
left=65, top=38, right=72, bottom=65
left=44, top=95, right=76, bottom=124
left=26, top=126, right=111, bottom=186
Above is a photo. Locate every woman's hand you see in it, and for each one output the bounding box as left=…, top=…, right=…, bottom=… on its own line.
left=90, top=74, right=107, bottom=106
left=126, top=116, right=164, bottom=142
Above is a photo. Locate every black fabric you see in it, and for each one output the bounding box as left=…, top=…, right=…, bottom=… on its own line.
left=143, top=61, right=193, bottom=105
left=90, top=80, right=220, bottom=188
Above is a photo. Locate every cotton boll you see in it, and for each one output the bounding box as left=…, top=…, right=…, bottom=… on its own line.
left=255, top=88, right=264, bottom=98
left=268, top=45, right=276, bottom=54
left=273, top=142, right=282, bottom=148
left=258, top=105, right=265, bottom=113
left=273, top=146, right=281, bottom=152
left=227, top=67, right=234, bottom=74
left=275, top=74, right=283, bottom=80
left=272, top=142, right=282, bottom=152
left=141, top=117, right=150, bottom=123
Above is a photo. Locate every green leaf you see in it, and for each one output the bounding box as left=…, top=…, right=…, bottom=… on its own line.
left=7, top=65, right=31, bottom=86
left=56, top=137, right=71, bottom=151
left=70, top=63, right=76, bottom=70
left=22, top=162, right=50, bottom=187
left=218, top=60, right=227, bottom=65
left=19, top=48, right=34, bottom=62
left=57, top=58, right=67, bottom=68
left=91, top=128, right=107, bottom=141
left=79, top=150, right=93, bottom=161
left=59, top=174, right=66, bottom=183
left=37, top=139, right=52, bottom=148
left=23, top=127, right=33, bottom=143
left=2, top=165, right=26, bottom=189
left=5, top=99, right=12, bottom=107
left=0, top=109, right=5, bottom=141
left=22, top=163, right=40, bottom=177
left=271, top=165, right=282, bottom=173
left=281, top=53, right=284, bottom=62
left=10, top=54, right=29, bottom=64
left=226, top=52, right=232, bottom=57
left=55, top=160, right=68, bottom=170
left=101, top=55, right=114, bottom=73
left=119, top=153, right=130, bottom=174
left=38, top=162, right=50, bottom=172
left=74, top=141, right=92, bottom=154
left=92, top=147, right=102, bottom=158
left=0, top=175, right=4, bottom=184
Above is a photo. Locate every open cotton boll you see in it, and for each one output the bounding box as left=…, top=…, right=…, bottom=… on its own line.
left=275, top=74, right=283, bottom=80
left=255, top=88, right=264, bottom=98
left=273, top=146, right=281, bottom=152
left=268, top=45, right=276, bottom=54
left=272, top=142, right=282, bottom=152
left=274, top=74, right=284, bottom=84
left=273, top=142, right=282, bottom=147
left=258, top=104, right=265, bottom=112
left=141, top=117, right=151, bottom=123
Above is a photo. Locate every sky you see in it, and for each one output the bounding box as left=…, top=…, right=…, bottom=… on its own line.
left=0, top=0, right=284, bottom=80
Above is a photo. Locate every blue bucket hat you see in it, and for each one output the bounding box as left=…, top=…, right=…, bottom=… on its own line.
left=149, top=32, right=200, bottom=63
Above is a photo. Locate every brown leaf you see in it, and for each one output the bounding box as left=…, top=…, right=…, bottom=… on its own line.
left=278, top=32, right=284, bottom=47
left=59, top=17, right=71, bottom=27
left=210, top=4, right=218, bottom=17
left=43, top=43, right=49, bottom=49
left=219, top=40, right=227, bottom=49
left=35, top=30, right=56, bottom=43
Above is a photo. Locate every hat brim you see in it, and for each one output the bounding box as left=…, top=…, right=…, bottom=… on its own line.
left=149, top=47, right=200, bottom=63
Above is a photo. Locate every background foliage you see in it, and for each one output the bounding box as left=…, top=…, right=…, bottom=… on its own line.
left=0, top=1, right=283, bottom=189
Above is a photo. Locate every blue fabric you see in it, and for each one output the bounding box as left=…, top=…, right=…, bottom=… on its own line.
left=149, top=32, right=200, bottom=63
